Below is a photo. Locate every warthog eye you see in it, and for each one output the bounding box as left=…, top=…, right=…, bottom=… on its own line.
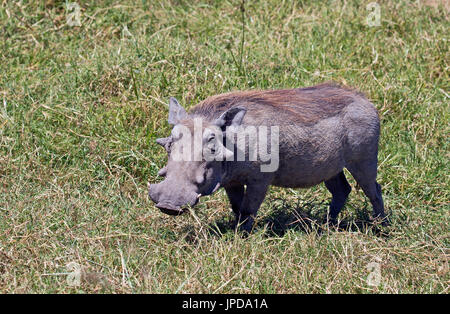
left=207, top=134, right=216, bottom=153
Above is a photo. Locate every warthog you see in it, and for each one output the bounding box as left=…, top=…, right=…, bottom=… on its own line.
left=148, top=82, right=386, bottom=232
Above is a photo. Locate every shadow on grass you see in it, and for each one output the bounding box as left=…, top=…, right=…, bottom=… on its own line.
left=262, top=198, right=389, bottom=237
left=204, top=198, right=389, bottom=239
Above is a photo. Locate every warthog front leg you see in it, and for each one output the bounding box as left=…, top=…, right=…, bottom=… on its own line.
left=225, top=185, right=245, bottom=219
left=233, top=182, right=270, bottom=233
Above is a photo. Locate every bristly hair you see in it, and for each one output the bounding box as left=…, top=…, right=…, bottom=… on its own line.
left=189, top=82, right=366, bottom=124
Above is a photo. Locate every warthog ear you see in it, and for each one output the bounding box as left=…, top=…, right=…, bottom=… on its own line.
left=214, top=107, right=247, bottom=130
left=168, top=97, right=187, bottom=125
left=156, top=136, right=172, bottom=153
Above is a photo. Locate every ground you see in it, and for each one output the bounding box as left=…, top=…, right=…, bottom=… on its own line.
left=0, top=0, right=448, bottom=293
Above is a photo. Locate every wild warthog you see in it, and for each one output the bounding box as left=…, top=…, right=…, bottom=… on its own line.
left=148, top=82, right=386, bottom=232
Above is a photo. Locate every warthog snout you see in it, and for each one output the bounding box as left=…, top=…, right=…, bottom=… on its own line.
left=148, top=182, right=199, bottom=216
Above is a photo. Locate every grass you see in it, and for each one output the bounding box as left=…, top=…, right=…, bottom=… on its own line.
left=0, top=0, right=448, bottom=293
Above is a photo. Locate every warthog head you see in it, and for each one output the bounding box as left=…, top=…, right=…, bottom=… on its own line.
left=148, top=97, right=246, bottom=215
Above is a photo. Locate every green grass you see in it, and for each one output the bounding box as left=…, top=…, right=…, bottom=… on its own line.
left=0, top=0, right=448, bottom=293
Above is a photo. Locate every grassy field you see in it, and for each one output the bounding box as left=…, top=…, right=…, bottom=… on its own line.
left=0, top=0, right=448, bottom=293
